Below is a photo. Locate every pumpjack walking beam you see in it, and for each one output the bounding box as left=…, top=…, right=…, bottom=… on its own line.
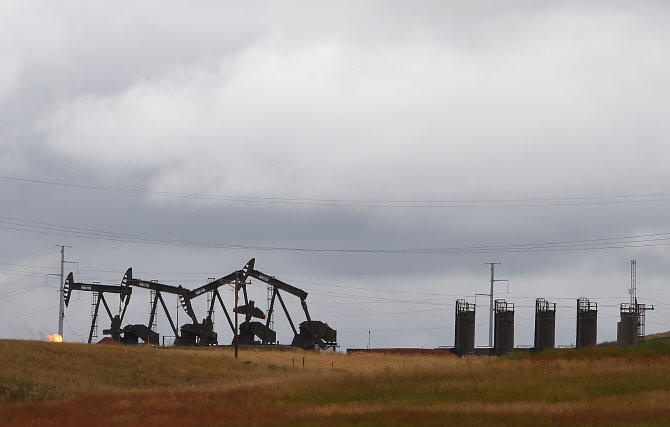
left=181, top=270, right=247, bottom=334
left=63, top=272, right=132, bottom=343
left=244, top=258, right=309, bottom=335
left=123, top=268, right=196, bottom=338
left=243, top=258, right=336, bottom=349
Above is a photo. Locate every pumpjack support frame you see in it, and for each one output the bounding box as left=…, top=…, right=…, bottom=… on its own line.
left=63, top=272, right=132, bottom=343
left=178, top=270, right=248, bottom=346
left=243, top=258, right=337, bottom=350
left=122, top=268, right=198, bottom=344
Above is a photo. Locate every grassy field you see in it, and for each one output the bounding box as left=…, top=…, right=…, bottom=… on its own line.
left=2, top=340, right=670, bottom=426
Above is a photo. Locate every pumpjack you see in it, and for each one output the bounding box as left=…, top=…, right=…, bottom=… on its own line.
left=65, top=260, right=335, bottom=350
left=180, top=270, right=276, bottom=345
left=243, top=258, right=337, bottom=350
left=103, top=268, right=200, bottom=344
left=179, top=270, right=244, bottom=346
left=63, top=272, right=132, bottom=343
left=118, top=268, right=206, bottom=345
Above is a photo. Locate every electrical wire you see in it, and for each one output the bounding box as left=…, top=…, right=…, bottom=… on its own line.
left=3, top=214, right=670, bottom=254
left=0, top=261, right=56, bottom=270
left=288, top=278, right=470, bottom=297
left=0, top=283, right=48, bottom=299
left=64, top=318, right=86, bottom=337
left=341, top=326, right=450, bottom=333
left=13, top=304, right=59, bottom=319
left=4, top=175, right=670, bottom=208
left=0, top=268, right=53, bottom=278
left=6, top=258, right=660, bottom=311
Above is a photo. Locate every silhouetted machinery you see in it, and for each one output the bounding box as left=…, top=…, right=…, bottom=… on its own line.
left=244, top=258, right=337, bottom=350
left=178, top=270, right=266, bottom=346
left=63, top=272, right=132, bottom=344
left=63, top=259, right=336, bottom=350
left=233, top=300, right=276, bottom=344
left=121, top=268, right=211, bottom=346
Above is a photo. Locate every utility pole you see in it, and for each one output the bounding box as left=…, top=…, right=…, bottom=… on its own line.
left=485, top=262, right=508, bottom=347
left=56, top=245, right=71, bottom=337
left=630, top=260, right=636, bottom=304
left=628, top=259, right=653, bottom=344
left=234, top=277, right=239, bottom=359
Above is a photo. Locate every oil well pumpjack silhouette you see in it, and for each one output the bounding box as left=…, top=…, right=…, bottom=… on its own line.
left=64, top=258, right=337, bottom=350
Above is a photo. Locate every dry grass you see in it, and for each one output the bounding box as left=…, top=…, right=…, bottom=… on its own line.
left=2, top=340, right=670, bottom=425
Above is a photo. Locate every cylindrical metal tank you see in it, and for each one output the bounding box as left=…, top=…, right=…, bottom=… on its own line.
left=534, top=298, right=556, bottom=352
left=576, top=298, right=597, bottom=348
left=454, top=299, right=475, bottom=356
left=618, top=309, right=636, bottom=347
left=494, top=299, right=514, bottom=355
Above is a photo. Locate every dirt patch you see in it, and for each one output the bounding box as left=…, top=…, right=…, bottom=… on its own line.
left=97, top=337, right=122, bottom=345
left=355, top=348, right=456, bottom=357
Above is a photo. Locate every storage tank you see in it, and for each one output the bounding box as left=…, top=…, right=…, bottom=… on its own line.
left=494, top=299, right=514, bottom=355
left=618, top=303, right=642, bottom=347
left=576, top=297, right=597, bottom=348
left=454, top=299, right=475, bottom=356
left=534, top=298, right=556, bottom=352
left=618, top=311, right=635, bottom=347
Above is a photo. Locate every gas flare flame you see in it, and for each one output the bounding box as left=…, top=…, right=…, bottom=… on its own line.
left=46, top=334, right=63, bottom=343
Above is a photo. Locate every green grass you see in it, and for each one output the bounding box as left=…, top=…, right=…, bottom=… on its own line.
left=2, top=339, right=670, bottom=425
left=504, top=340, right=670, bottom=361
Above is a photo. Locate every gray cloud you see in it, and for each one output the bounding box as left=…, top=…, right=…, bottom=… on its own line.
left=2, top=1, right=670, bottom=350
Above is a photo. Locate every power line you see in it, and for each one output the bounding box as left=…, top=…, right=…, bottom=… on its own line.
left=64, top=318, right=85, bottom=337
left=4, top=175, right=670, bottom=208
left=0, top=269, right=52, bottom=278
left=0, top=283, right=48, bottom=299
left=3, top=214, right=670, bottom=254
left=288, top=278, right=467, bottom=297
left=14, top=304, right=59, bottom=319
left=4, top=258, right=665, bottom=312
left=0, top=262, right=56, bottom=270
left=341, top=326, right=450, bottom=333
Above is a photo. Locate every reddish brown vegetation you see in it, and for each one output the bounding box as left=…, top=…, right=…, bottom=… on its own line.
left=3, top=388, right=670, bottom=427
left=0, top=390, right=294, bottom=427
left=3, top=340, right=670, bottom=425
left=355, top=348, right=456, bottom=357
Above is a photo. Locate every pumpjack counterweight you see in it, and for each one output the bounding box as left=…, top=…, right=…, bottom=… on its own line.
left=244, top=258, right=337, bottom=350
left=177, top=270, right=247, bottom=346
left=233, top=300, right=276, bottom=344
left=65, top=260, right=336, bottom=350
left=122, top=268, right=206, bottom=345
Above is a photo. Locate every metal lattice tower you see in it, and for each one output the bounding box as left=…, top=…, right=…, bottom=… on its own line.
left=207, top=277, right=216, bottom=326
left=149, top=289, right=157, bottom=332
left=267, top=284, right=274, bottom=330
left=90, top=289, right=99, bottom=339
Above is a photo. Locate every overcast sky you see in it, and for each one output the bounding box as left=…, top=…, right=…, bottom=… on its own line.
left=2, top=1, right=670, bottom=350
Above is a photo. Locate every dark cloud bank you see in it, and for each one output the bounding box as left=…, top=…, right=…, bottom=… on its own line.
left=1, top=1, right=670, bottom=350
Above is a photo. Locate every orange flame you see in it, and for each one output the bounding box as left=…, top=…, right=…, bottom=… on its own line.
left=46, top=334, right=63, bottom=343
